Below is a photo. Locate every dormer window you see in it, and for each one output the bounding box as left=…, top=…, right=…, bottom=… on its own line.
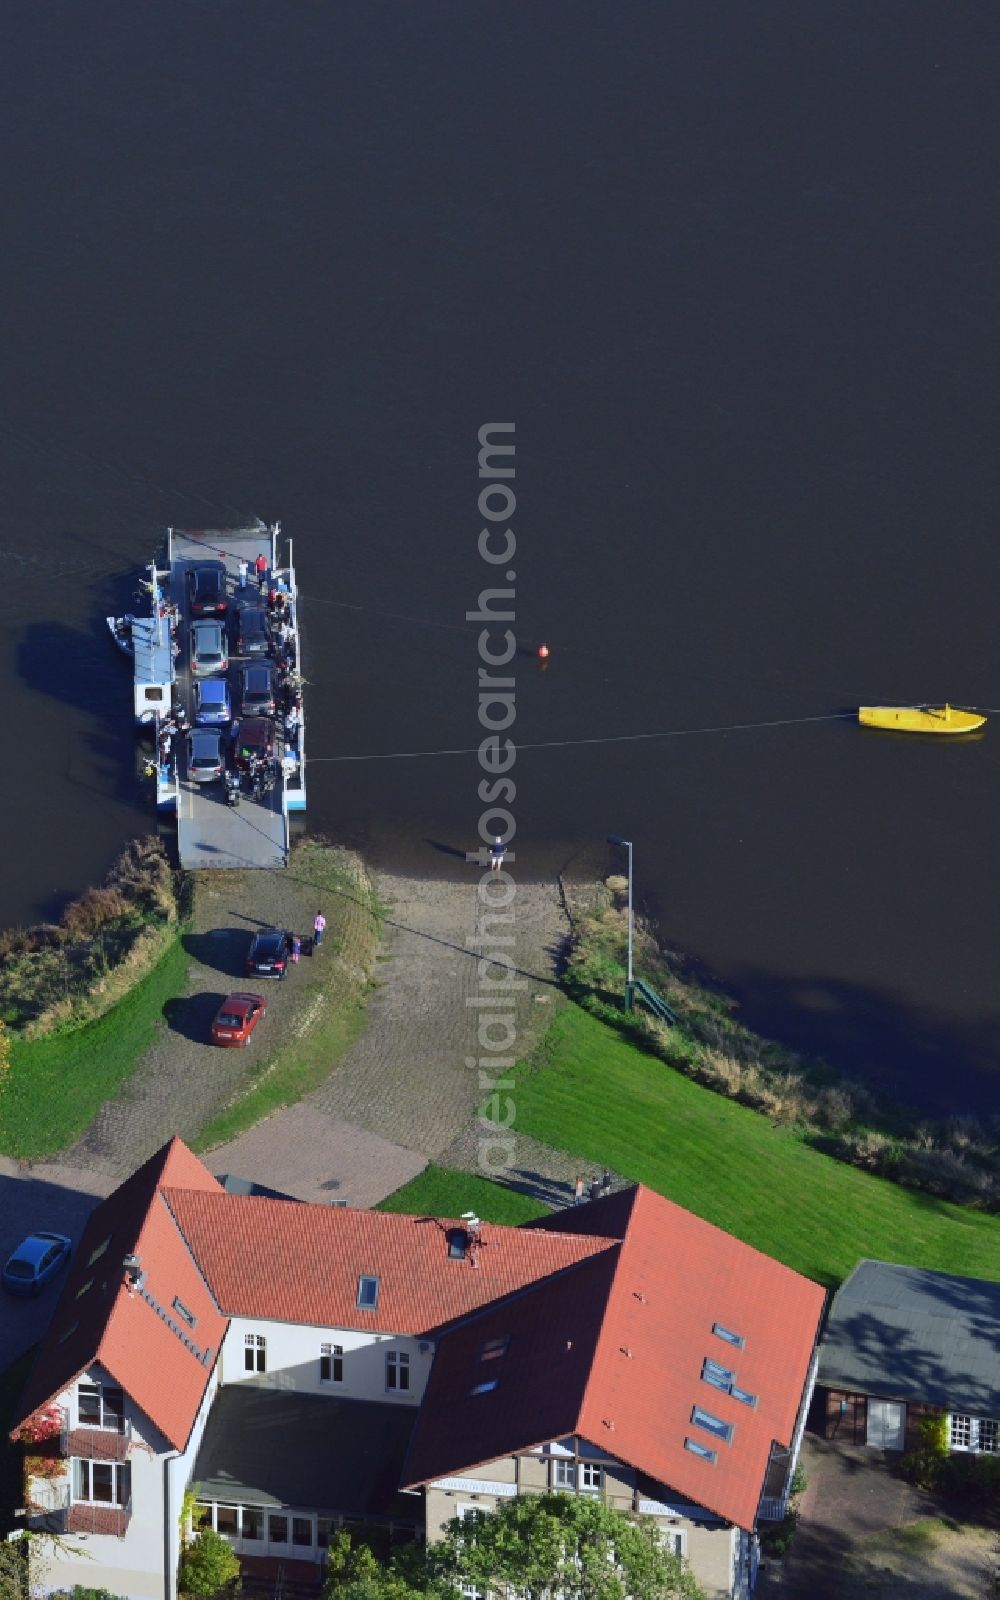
left=357, top=1275, right=380, bottom=1310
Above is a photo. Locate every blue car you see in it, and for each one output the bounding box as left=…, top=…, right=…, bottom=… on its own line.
left=193, top=679, right=233, bottom=726
left=2, top=1232, right=72, bottom=1297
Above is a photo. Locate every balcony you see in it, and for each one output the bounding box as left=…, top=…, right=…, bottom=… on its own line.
left=65, top=1422, right=132, bottom=1462
left=26, top=1481, right=69, bottom=1535
left=67, top=1497, right=133, bottom=1538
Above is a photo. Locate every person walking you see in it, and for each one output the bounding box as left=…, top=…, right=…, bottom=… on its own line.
left=238, top=557, right=249, bottom=589
left=573, top=1175, right=584, bottom=1206
left=600, top=1167, right=613, bottom=1197
left=255, top=552, right=268, bottom=592
left=589, top=1176, right=602, bottom=1203
left=489, top=836, right=506, bottom=872
left=313, top=910, right=327, bottom=947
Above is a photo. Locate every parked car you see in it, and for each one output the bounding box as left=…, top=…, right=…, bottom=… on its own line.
left=189, top=620, right=229, bottom=677
left=232, top=717, right=276, bottom=768
left=233, top=606, right=271, bottom=658
left=187, top=561, right=229, bottom=618
left=210, top=992, right=267, bottom=1046
left=2, top=1232, right=72, bottom=1297
left=238, top=663, right=277, bottom=717
left=186, top=728, right=224, bottom=784
left=192, top=679, right=233, bottom=726
left=245, top=929, right=293, bottom=979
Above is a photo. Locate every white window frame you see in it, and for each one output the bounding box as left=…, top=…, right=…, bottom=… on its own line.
left=386, top=1349, right=410, bottom=1392
left=72, top=1459, right=131, bottom=1506
left=551, top=1458, right=576, bottom=1489
left=320, top=1342, right=344, bottom=1384
left=77, top=1381, right=125, bottom=1432
left=949, top=1413, right=1000, bottom=1454
left=244, top=1333, right=267, bottom=1374
left=659, top=1527, right=687, bottom=1558
left=579, top=1462, right=603, bottom=1494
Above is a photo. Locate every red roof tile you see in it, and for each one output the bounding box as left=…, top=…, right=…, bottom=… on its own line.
left=404, top=1186, right=825, bottom=1531
left=13, top=1139, right=226, bottom=1452
left=164, top=1191, right=613, bottom=1333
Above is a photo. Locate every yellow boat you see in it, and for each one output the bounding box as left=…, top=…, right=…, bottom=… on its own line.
left=858, top=704, right=986, bottom=735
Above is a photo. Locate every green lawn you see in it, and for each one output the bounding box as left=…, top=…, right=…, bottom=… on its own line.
left=0, top=934, right=189, bottom=1159
left=378, top=1164, right=548, bottom=1225
left=506, top=1005, right=1000, bottom=1286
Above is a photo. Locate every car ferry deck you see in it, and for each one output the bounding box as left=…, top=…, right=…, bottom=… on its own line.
left=140, top=520, right=306, bottom=871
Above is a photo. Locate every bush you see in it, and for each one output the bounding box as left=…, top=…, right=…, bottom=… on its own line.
left=178, top=1528, right=241, bottom=1598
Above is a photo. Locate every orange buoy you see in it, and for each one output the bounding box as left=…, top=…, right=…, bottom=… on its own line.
left=537, top=643, right=550, bottom=660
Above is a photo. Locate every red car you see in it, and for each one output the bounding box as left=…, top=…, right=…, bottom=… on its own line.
left=210, top=992, right=267, bottom=1047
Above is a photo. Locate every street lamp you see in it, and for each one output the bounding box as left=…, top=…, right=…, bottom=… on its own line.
left=607, top=835, right=634, bottom=1011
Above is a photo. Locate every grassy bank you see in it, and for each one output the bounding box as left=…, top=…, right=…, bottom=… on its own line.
left=378, top=1165, right=547, bottom=1225
left=566, top=897, right=1000, bottom=1212
left=0, top=934, right=189, bottom=1159
left=0, top=838, right=180, bottom=1036
left=509, top=1003, right=1000, bottom=1286
left=193, top=842, right=383, bottom=1151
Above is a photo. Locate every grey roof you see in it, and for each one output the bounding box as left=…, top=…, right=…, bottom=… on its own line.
left=818, top=1259, right=1000, bottom=1414
left=193, top=1387, right=419, bottom=1522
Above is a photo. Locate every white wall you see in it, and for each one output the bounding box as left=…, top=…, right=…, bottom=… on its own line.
left=220, top=1317, right=433, bottom=1404
left=30, top=1359, right=221, bottom=1600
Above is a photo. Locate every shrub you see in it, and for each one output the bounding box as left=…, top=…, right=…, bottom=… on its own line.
left=178, top=1527, right=241, bottom=1598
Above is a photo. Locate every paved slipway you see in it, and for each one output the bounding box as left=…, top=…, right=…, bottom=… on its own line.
left=1, top=862, right=610, bottom=1255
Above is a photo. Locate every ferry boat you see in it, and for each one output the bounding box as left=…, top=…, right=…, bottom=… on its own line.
left=117, top=520, right=306, bottom=867
left=858, top=704, right=986, bottom=735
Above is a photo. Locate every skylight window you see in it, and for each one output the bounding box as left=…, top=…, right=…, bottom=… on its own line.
left=732, top=1385, right=758, bottom=1409
left=691, top=1406, right=734, bottom=1443
left=173, top=1297, right=197, bottom=1329
left=75, top=1279, right=94, bottom=1300
left=684, top=1437, right=717, bottom=1463
left=480, top=1336, right=510, bottom=1361
left=470, top=1380, right=498, bottom=1396
left=447, top=1229, right=469, bottom=1259
left=702, top=1358, right=735, bottom=1393
left=356, top=1275, right=380, bottom=1310
left=712, top=1323, right=745, bottom=1349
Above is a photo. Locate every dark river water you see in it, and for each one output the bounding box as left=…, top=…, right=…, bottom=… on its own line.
left=2, top=3, right=998, bottom=1116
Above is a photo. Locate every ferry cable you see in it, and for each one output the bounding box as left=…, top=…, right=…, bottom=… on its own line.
left=306, top=711, right=853, bottom=764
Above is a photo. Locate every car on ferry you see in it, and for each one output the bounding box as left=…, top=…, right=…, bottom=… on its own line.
left=233, top=605, right=271, bottom=658
left=189, top=620, right=229, bottom=677
left=210, top=992, right=267, bottom=1046
left=186, top=728, right=225, bottom=784
left=232, top=716, right=276, bottom=769
left=187, top=560, right=229, bottom=618
left=238, top=663, right=277, bottom=717
left=192, top=679, right=233, bottom=726
left=245, top=929, right=293, bottom=980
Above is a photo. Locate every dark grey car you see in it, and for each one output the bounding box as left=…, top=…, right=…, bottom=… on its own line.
left=238, top=663, right=277, bottom=717
left=187, top=728, right=224, bottom=784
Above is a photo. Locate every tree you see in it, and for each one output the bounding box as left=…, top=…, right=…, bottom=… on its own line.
left=320, top=1534, right=432, bottom=1600
left=432, top=1493, right=704, bottom=1600
left=178, top=1528, right=241, bottom=1598
left=0, top=1543, right=28, bottom=1600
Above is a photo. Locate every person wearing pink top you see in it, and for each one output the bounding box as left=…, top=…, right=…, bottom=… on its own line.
left=313, top=910, right=326, bottom=947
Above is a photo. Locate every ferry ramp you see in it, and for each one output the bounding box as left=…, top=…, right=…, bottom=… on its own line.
left=177, top=777, right=287, bottom=871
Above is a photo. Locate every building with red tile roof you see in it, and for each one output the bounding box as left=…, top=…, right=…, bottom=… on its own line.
left=11, top=1139, right=825, bottom=1600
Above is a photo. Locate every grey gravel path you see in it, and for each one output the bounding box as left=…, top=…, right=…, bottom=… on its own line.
left=303, top=867, right=568, bottom=1157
